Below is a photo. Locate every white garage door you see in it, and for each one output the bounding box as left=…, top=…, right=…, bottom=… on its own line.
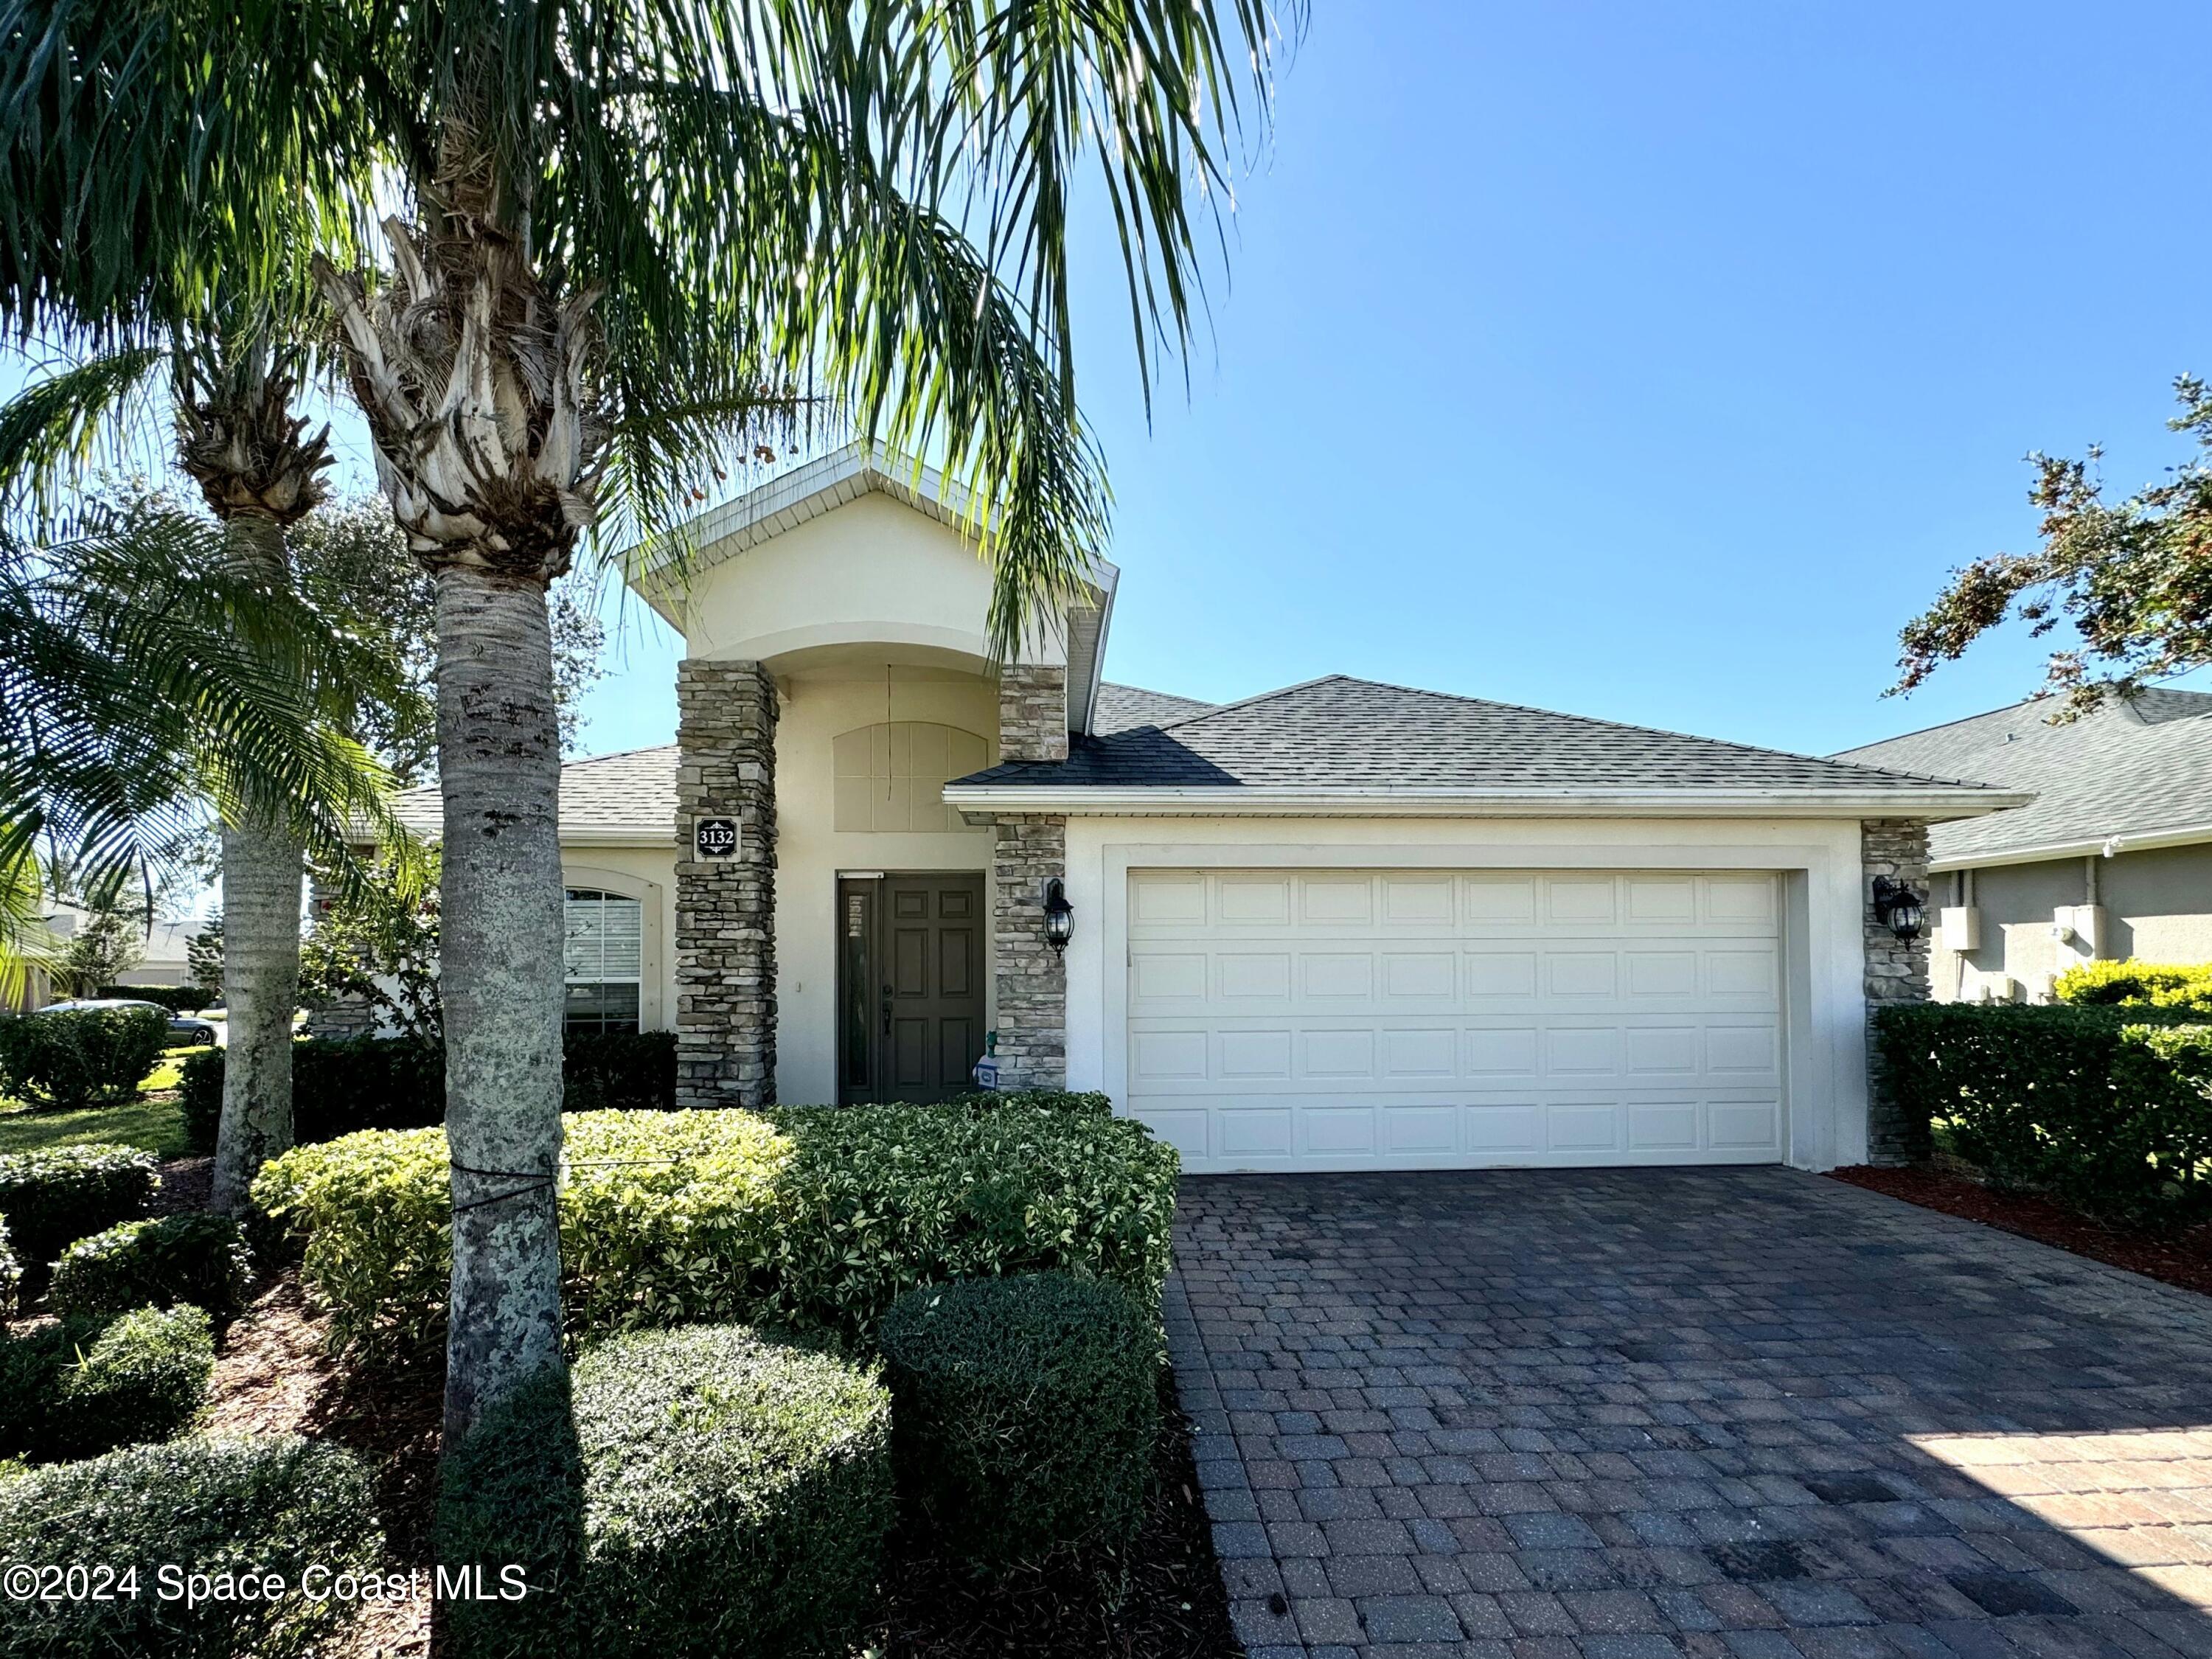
left=1125, top=869, right=1786, bottom=1172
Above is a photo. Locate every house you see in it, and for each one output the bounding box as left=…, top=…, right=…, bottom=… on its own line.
left=1836, top=691, right=2212, bottom=1002
left=390, top=445, right=2026, bottom=1172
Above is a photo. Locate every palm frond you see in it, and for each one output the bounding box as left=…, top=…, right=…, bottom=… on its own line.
left=0, top=345, right=163, bottom=528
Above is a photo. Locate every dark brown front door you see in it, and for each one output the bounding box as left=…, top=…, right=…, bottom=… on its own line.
left=837, top=873, right=986, bottom=1105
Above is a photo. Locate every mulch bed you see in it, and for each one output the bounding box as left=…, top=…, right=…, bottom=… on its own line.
left=1829, top=1163, right=2212, bottom=1298
left=868, top=1370, right=1244, bottom=1659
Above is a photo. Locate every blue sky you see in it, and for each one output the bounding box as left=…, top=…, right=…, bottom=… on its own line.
left=22, top=2, right=2209, bottom=768
left=577, top=1, right=2212, bottom=760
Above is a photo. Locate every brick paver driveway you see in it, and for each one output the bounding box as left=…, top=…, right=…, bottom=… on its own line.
left=1166, top=1168, right=2212, bottom=1659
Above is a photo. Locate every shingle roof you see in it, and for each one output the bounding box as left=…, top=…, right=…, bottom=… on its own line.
left=1093, top=682, right=1217, bottom=733
left=392, top=744, right=679, bottom=841
left=1834, top=690, right=2212, bottom=863
left=951, top=675, right=2000, bottom=802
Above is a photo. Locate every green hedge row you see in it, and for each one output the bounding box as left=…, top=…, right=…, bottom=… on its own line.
left=176, top=1029, right=678, bottom=1152
left=0, top=1006, right=168, bottom=1110
left=0, top=1436, right=382, bottom=1659
left=0, top=1304, right=215, bottom=1464
left=439, top=1324, right=893, bottom=1659
left=1874, top=1003, right=2212, bottom=1225
left=94, top=984, right=217, bottom=1015
left=254, top=1104, right=1179, bottom=1358
left=0, top=1143, right=158, bottom=1270
left=2053, top=959, right=2212, bottom=1013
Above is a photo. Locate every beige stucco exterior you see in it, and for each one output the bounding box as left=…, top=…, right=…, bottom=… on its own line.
left=1933, top=840, right=2212, bottom=1001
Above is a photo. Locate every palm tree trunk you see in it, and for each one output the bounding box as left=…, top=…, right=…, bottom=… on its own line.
left=434, top=563, right=566, bottom=1438
left=209, top=512, right=304, bottom=1214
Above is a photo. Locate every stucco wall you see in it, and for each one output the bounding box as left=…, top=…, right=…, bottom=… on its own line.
left=1058, top=814, right=1876, bottom=1172
left=1934, top=840, right=2212, bottom=1000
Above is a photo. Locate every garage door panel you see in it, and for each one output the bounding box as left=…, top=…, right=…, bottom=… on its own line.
left=1128, top=869, right=1786, bottom=1172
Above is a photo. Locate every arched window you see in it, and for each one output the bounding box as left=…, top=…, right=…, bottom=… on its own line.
left=563, top=888, right=643, bottom=1034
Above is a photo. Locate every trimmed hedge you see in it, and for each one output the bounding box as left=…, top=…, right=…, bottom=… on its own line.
left=49, top=1214, right=254, bottom=1323
left=0, top=1006, right=167, bottom=1110
left=94, top=983, right=215, bottom=1015
left=0, top=1434, right=383, bottom=1658
left=877, top=1272, right=1160, bottom=1565
left=0, top=1143, right=158, bottom=1270
left=254, top=1104, right=1178, bottom=1359
left=1874, top=1003, right=2212, bottom=1225
left=178, top=1029, right=679, bottom=1152
left=2053, top=959, right=2212, bottom=1013
left=0, top=1304, right=215, bottom=1463
left=439, top=1324, right=893, bottom=1659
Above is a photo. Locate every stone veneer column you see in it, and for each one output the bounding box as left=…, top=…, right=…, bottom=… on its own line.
left=1862, top=817, right=1932, bottom=1165
left=992, top=664, right=1069, bottom=1088
left=675, top=661, right=779, bottom=1108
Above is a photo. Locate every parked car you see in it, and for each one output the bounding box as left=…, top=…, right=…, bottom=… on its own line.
left=38, top=998, right=220, bottom=1047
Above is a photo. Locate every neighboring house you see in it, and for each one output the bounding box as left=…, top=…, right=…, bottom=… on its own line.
left=388, top=443, right=2025, bottom=1172
left=6, top=903, right=197, bottom=1011
left=1837, top=690, right=2212, bottom=1003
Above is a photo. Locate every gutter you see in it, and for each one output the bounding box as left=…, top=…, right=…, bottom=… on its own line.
left=939, top=784, right=2034, bottom=820
left=1929, top=818, right=2212, bottom=872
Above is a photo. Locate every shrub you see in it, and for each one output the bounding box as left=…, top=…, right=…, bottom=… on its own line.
left=876, top=1272, right=1160, bottom=1565
left=0, top=1305, right=215, bottom=1463
left=0, top=1434, right=382, bottom=1658
left=0, top=1143, right=158, bottom=1269
left=254, top=1104, right=1178, bottom=1360
left=0, top=1212, right=17, bottom=1320
left=1875, top=1003, right=2212, bottom=1225
left=948, top=1087, right=1114, bottom=1117
left=2053, top=959, right=2212, bottom=1013
left=0, top=1006, right=167, bottom=1110
left=439, top=1324, right=892, bottom=1659
left=181, top=1029, right=679, bottom=1152
left=49, top=1214, right=254, bottom=1323
left=94, top=984, right=215, bottom=1015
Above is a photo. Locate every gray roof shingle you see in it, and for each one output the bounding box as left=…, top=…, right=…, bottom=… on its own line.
left=392, top=743, right=680, bottom=839
left=954, top=675, right=1991, bottom=799
left=1834, top=690, right=2212, bottom=862
left=1093, top=682, right=1217, bottom=733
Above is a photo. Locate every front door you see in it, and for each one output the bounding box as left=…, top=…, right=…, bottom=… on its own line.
left=837, top=873, right=986, bottom=1105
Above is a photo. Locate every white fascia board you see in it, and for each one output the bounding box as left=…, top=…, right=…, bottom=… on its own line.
left=939, top=785, right=2034, bottom=819
left=1929, top=818, right=2212, bottom=872
left=1070, top=559, right=1119, bottom=738
left=379, top=825, right=675, bottom=849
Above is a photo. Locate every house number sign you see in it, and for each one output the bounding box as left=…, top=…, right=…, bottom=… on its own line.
left=693, top=817, right=739, bottom=858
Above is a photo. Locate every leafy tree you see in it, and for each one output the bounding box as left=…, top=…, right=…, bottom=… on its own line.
left=56, top=908, right=143, bottom=997
left=299, top=852, right=442, bottom=1040
left=1896, top=376, right=2212, bottom=714
left=185, top=918, right=223, bottom=1005
left=7, top=0, right=1298, bottom=1436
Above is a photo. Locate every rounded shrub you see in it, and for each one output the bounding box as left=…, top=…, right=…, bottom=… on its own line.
left=0, top=1005, right=167, bottom=1110
left=0, top=1304, right=215, bottom=1463
left=875, top=1271, right=1161, bottom=1567
left=49, top=1214, right=254, bottom=1322
left=439, top=1324, right=893, bottom=1659
left=0, top=1434, right=383, bottom=1659
left=0, top=1143, right=159, bottom=1270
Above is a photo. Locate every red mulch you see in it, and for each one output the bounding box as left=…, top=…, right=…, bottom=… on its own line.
left=1829, top=1164, right=2212, bottom=1298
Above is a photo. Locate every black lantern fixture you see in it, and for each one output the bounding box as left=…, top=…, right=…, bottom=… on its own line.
left=1042, top=877, right=1074, bottom=953
left=1871, top=875, right=1926, bottom=941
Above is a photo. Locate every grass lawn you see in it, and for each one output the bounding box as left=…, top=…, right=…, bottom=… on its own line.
left=0, top=1043, right=201, bottom=1158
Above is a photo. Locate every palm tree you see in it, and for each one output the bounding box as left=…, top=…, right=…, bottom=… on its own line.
left=0, top=501, right=415, bottom=1012
left=4, top=0, right=1297, bottom=1436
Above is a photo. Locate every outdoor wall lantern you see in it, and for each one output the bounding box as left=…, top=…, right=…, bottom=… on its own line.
left=1871, top=875, right=1926, bottom=941
left=1042, top=877, right=1074, bottom=953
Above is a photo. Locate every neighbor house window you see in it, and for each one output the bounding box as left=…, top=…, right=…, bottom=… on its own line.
left=563, top=888, right=642, bottom=1034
